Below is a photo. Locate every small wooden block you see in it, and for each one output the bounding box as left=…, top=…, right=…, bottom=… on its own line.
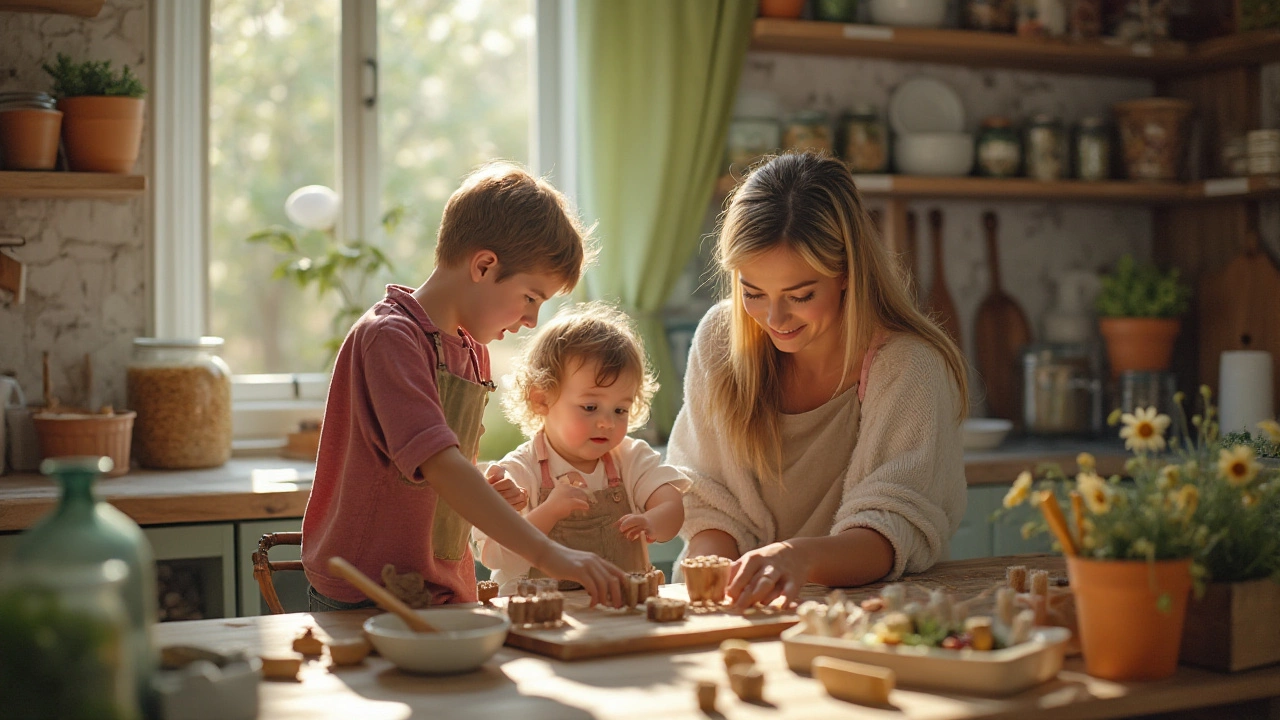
left=720, top=638, right=755, bottom=669
left=812, top=656, right=894, bottom=706
left=645, top=596, right=687, bottom=623
left=695, top=680, right=717, bottom=713
left=292, top=627, right=324, bottom=655
left=476, top=580, right=499, bottom=605
left=327, top=637, right=371, bottom=666
left=728, top=664, right=764, bottom=702
left=260, top=655, right=303, bottom=681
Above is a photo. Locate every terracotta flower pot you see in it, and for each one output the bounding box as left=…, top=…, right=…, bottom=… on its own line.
left=57, top=95, right=144, bottom=173
left=0, top=108, right=62, bottom=170
left=1068, top=556, right=1192, bottom=681
left=1113, top=97, right=1193, bottom=181
left=760, top=0, right=807, bottom=19
left=1098, top=317, right=1181, bottom=380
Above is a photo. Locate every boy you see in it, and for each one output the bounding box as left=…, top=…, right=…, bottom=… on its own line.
left=302, top=162, right=628, bottom=611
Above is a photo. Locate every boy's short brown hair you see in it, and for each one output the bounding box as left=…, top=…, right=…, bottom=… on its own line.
left=435, top=161, right=594, bottom=293
left=503, top=301, right=659, bottom=437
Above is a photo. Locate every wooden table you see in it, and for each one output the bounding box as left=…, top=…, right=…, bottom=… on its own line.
left=153, top=556, right=1280, bottom=720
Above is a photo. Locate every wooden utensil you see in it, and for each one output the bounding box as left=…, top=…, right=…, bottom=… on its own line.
left=327, top=556, right=438, bottom=633
left=923, top=209, right=962, bottom=345
left=1198, top=230, right=1280, bottom=415
left=904, top=210, right=919, bottom=298
left=974, top=211, right=1032, bottom=422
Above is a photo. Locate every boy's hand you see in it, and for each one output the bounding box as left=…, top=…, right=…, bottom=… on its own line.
left=485, top=464, right=528, bottom=512
left=537, top=545, right=627, bottom=608
left=617, top=513, right=655, bottom=543
left=543, top=484, right=590, bottom=520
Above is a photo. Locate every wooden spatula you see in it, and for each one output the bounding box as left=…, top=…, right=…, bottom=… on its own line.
left=973, top=211, right=1032, bottom=423
left=328, top=556, right=437, bottom=633
left=923, top=209, right=962, bottom=345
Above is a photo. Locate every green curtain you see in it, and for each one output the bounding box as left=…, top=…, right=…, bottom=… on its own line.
left=576, top=0, right=754, bottom=439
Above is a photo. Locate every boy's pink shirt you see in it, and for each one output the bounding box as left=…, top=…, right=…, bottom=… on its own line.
left=302, top=284, right=492, bottom=605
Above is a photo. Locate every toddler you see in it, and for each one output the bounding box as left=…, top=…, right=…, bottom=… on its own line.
left=474, top=302, right=689, bottom=592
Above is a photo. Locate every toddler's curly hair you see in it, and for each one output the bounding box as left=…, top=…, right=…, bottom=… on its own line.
left=503, top=301, right=659, bottom=437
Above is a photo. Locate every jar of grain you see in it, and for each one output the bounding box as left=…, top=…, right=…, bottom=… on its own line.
left=127, top=337, right=232, bottom=469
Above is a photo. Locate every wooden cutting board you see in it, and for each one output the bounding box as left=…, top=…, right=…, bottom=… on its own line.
left=924, top=209, right=962, bottom=345
left=1199, top=232, right=1280, bottom=414
left=496, top=584, right=798, bottom=661
left=974, top=211, right=1032, bottom=423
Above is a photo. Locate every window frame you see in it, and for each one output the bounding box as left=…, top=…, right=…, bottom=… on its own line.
left=155, top=0, right=576, bottom=445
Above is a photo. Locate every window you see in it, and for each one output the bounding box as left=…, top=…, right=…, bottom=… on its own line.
left=202, top=0, right=557, bottom=457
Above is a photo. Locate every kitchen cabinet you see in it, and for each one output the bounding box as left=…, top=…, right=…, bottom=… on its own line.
left=236, top=518, right=304, bottom=616
left=146, top=523, right=237, bottom=620
left=950, top=484, right=1052, bottom=561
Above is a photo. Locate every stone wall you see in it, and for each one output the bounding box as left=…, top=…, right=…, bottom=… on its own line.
left=0, top=0, right=149, bottom=410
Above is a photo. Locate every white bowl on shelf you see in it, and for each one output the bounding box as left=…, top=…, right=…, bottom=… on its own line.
left=363, top=607, right=509, bottom=674
left=962, top=418, right=1014, bottom=451
left=895, top=132, right=974, bottom=176
left=868, top=0, right=949, bottom=27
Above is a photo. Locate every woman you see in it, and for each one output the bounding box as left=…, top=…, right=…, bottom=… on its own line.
left=667, top=152, right=969, bottom=609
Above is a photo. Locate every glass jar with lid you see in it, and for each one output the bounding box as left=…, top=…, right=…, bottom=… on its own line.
left=976, top=115, right=1022, bottom=177
left=783, top=110, right=832, bottom=155
left=725, top=89, right=781, bottom=173
left=127, top=337, right=232, bottom=469
left=839, top=104, right=888, bottom=173
left=964, top=0, right=1016, bottom=31
left=1075, top=116, right=1111, bottom=181
left=0, top=559, right=140, bottom=720
left=1025, top=114, right=1067, bottom=181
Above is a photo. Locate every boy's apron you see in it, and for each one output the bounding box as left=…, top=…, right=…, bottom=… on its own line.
left=528, top=431, right=648, bottom=588
left=429, top=332, right=495, bottom=562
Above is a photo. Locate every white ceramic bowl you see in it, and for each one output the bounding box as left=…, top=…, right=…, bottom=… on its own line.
left=869, top=0, right=948, bottom=27
left=895, top=132, right=974, bottom=176
left=962, top=418, right=1014, bottom=451
left=363, top=607, right=510, bottom=674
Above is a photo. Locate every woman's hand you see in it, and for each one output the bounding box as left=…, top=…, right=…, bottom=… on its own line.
left=726, top=541, right=811, bottom=610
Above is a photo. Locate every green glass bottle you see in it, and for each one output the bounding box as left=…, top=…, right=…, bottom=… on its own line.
left=10, top=456, right=158, bottom=717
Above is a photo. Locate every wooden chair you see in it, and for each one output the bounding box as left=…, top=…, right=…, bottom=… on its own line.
left=251, top=531, right=303, bottom=614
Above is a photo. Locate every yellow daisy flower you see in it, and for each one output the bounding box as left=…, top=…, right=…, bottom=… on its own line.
left=1077, top=452, right=1096, bottom=473
left=1157, top=465, right=1180, bottom=491
left=1174, top=484, right=1199, bottom=520
left=1243, top=492, right=1258, bottom=508
left=1259, top=419, right=1280, bottom=445
left=1003, top=471, right=1033, bottom=509
left=1119, top=407, right=1171, bottom=453
left=1077, top=472, right=1112, bottom=514
left=1217, top=445, right=1260, bottom=488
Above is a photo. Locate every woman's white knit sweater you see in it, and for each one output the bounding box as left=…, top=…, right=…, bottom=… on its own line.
left=667, top=302, right=967, bottom=581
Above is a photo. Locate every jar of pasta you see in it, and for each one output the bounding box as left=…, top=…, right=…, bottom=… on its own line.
left=127, top=337, right=232, bottom=469
left=783, top=110, right=832, bottom=155
left=839, top=105, right=888, bottom=173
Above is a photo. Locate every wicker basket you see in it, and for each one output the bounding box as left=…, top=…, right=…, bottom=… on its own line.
left=1113, top=98, right=1194, bottom=181
left=32, top=410, right=136, bottom=477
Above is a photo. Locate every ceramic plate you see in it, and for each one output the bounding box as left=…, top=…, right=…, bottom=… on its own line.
left=783, top=624, right=1071, bottom=696
left=888, top=77, right=965, bottom=135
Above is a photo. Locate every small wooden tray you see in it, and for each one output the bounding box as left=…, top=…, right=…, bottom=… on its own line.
left=496, top=584, right=798, bottom=661
left=782, top=624, right=1071, bottom=696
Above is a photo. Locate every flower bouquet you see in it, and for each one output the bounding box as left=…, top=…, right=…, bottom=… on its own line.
left=1001, top=387, right=1280, bottom=679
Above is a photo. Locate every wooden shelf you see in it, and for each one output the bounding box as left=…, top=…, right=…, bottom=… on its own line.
left=751, top=19, right=1280, bottom=77
left=0, top=171, right=147, bottom=199
left=0, top=0, right=104, bottom=17
left=714, top=173, right=1280, bottom=205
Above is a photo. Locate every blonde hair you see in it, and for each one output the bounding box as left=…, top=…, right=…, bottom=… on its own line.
left=708, top=152, right=969, bottom=481
left=435, top=160, right=596, bottom=293
left=504, top=301, right=660, bottom=437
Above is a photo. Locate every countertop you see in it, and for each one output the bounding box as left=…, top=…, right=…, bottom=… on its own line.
left=152, top=554, right=1280, bottom=720
left=0, top=437, right=1129, bottom=531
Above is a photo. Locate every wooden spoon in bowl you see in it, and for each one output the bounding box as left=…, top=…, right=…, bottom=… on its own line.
left=327, top=556, right=437, bottom=633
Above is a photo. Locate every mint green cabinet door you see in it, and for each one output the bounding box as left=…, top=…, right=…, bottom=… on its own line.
left=949, top=486, right=1002, bottom=560
left=993, top=498, right=1055, bottom=556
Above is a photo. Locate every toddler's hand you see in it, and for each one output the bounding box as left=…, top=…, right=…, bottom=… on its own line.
left=544, top=484, right=590, bottom=519
left=485, top=464, right=528, bottom=512
left=538, top=545, right=627, bottom=608
left=617, top=513, right=656, bottom=543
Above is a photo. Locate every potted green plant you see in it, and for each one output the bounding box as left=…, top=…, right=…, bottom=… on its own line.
left=1095, top=254, right=1192, bottom=379
left=42, top=53, right=146, bottom=173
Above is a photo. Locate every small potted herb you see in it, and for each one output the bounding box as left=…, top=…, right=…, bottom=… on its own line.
left=1095, top=254, right=1192, bottom=378
left=42, top=53, right=146, bottom=173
